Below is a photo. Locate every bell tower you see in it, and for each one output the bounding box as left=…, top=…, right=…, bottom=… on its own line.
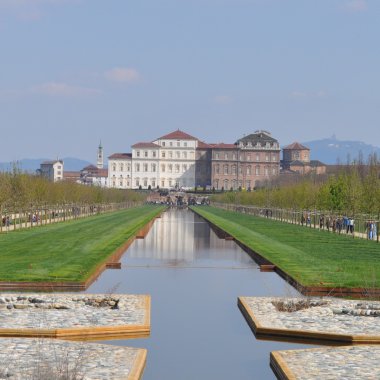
left=97, top=141, right=104, bottom=169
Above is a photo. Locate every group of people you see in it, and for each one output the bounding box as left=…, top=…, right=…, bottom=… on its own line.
left=300, top=213, right=378, bottom=240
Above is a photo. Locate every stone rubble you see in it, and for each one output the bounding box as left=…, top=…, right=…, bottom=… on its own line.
left=0, top=337, right=145, bottom=380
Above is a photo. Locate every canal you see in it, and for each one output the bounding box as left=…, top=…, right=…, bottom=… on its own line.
left=87, top=208, right=314, bottom=379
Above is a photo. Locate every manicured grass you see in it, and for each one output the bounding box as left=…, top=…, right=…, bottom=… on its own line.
left=191, top=206, right=380, bottom=288
left=0, top=205, right=164, bottom=282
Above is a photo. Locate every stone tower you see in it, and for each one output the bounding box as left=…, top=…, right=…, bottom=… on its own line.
left=97, top=141, right=104, bottom=169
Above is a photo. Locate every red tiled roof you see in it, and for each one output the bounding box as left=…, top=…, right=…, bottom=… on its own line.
left=158, top=129, right=198, bottom=140
left=197, top=141, right=213, bottom=149
left=283, top=142, right=310, bottom=150
left=97, top=169, right=108, bottom=177
left=209, top=143, right=237, bottom=149
left=108, top=153, right=132, bottom=159
left=132, top=142, right=160, bottom=148
left=63, top=171, right=80, bottom=178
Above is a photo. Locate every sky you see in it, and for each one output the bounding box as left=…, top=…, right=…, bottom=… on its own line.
left=0, top=0, right=379, bottom=163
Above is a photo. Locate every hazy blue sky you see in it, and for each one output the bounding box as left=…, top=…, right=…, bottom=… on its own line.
left=1, top=0, right=379, bottom=163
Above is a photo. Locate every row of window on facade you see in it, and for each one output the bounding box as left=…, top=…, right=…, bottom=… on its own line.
left=135, top=150, right=194, bottom=159
left=111, top=163, right=192, bottom=173
left=213, top=164, right=277, bottom=176
left=213, top=179, right=260, bottom=190
left=213, top=152, right=277, bottom=161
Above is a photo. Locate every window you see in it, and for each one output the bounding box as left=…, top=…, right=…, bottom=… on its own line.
left=152, top=151, right=156, bottom=158
left=175, top=164, right=180, bottom=173
left=183, top=151, right=187, bottom=158
left=144, top=151, right=148, bottom=157
left=184, top=142, right=187, bottom=147
left=169, top=179, right=172, bottom=187
left=119, top=180, right=123, bottom=186
left=224, top=165, right=228, bottom=175
left=232, top=154, right=236, bottom=160
left=57, top=171, right=61, bottom=175
left=162, top=152, right=166, bottom=158
left=247, top=154, right=251, bottom=161
left=255, top=166, right=260, bottom=175
left=152, top=180, right=156, bottom=187
left=135, top=163, right=140, bottom=172
left=112, top=164, right=116, bottom=171
left=170, top=142, right=173, bottom=147
left=215, top=164, right=220, bottom=174
left=215, top=152, right=219, bottom=159
left=265, top=166, right=269, bottom=175
left=119, top=163, right=124, bottom=171
left=232, top=165, right=237, bottom=175
left=224, top=153, right=228, bottom=160
left=168, top=164, right=173, bottom=173
left=169, top=151, right=173, bottom=158
left=272, top=154, right=276, bottom=162
left=161, top=180, right=165, bottom=187
left=265, top=155, right=269, bottom=162
left=272, top=167, right=277, bottom=175
left=151, top=164, right=156, bottom=172
left=136, top=151, right=140, bottom=157
left=57, top=165, right=62, bottom=170
left=177, top=141, right=180, bottom=147
left=162, top=142, right=166, bottom=147
left=256, top=154, right=260, bottom=161
left=127, top=164, right=131, bottom=171
left=144, top=179, right=148, bottom=187
left=183, top=164, right=187, bottom=172
left=246, top=180, right=251, bottom=189
left=224, top=179, right=229, bottom=189
left=143, top=164, right=148, bottom=172
left=247, top=166, right=251, bottom=175
left=176, top=151, right=180, bottom=158
left=161, top=164, right=165, bottom=172
left=135, top=179, right=140, bottom=187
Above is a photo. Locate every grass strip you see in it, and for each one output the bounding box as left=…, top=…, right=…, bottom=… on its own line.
left=0, top=205, right=164, bottom=282
left=191, top=206, right=380, bottom=288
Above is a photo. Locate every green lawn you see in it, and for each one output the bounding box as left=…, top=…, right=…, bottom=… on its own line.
left=191, top=206, right=380, bottom=288
left=0, top=205, right=164, bottom=282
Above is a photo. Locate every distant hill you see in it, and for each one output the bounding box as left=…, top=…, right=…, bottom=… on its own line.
left=301, top=137, right=380, bottom=165
left=0, top=157, right=92, bottom=173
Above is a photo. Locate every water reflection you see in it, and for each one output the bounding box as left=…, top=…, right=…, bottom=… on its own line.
left=87, top=208, right=313, bottom=380
left=126, top=209, right=254, bottom=267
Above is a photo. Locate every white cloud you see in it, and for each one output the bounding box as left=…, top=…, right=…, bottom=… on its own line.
left=33, top=82, right=101, bottom=97
left=104, top=67, right=141, bottom=84
left=213, top=95, right=233, bottom=104
left=342, top=0, right=368, bottom=12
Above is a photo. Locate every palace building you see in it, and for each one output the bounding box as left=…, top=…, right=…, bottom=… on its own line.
left=107, top=129, right=281, bottom=190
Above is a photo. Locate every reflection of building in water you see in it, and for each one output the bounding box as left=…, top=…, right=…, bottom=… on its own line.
left=128, top=210, right=196, bottom=261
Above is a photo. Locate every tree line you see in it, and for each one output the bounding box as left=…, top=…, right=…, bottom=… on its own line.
left=0, top=169, right=145, bottom=211
left=211, top=155, right=380, bottom=218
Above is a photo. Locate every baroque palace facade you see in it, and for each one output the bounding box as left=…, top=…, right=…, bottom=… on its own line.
left=108, top=129, right=281, bottom=190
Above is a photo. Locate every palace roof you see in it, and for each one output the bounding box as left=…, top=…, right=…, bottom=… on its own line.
left=283, top=142, right=310, bottom=150
left=132, top=142, right=160, bottom=148
left=157, top=129, right=198, bottom=140
left=108, top=153, right=132, bottom=159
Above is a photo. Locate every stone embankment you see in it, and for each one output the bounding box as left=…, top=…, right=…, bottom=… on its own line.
left=239, top=296, right=380, bottom=342
left=271, top=345, right=380, bottom=380
left=0, top=293, right=150, bottom=339
left=0, top=337, right=146, bottom=380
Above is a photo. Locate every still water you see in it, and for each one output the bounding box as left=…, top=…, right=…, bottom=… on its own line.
left=87, top=208, right=313, bottom=379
